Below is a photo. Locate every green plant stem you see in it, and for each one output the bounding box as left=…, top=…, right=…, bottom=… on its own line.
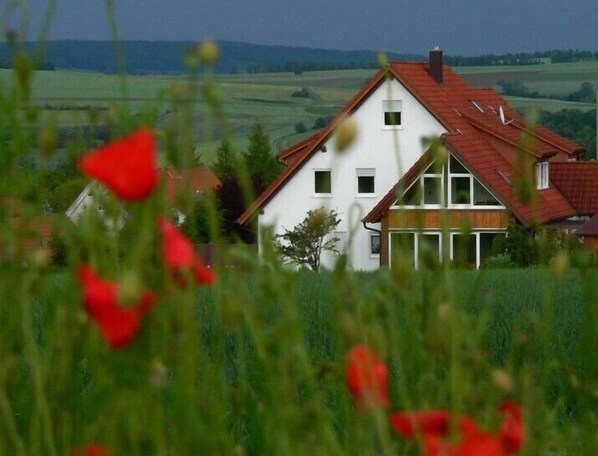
left=20, top=273, right=57, bottom=456
left=0, top=390, right=26, bottom=456
left=104, top=0, right=130, bottom=122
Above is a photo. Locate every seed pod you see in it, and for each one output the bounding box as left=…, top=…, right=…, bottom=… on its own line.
left=334, top=118, right=358, bottom=153
left=197, top=40, right=219, bottom=66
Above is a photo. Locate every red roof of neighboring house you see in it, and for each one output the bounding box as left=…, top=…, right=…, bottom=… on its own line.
left=550, top=162, right=598, bottom=215
left=160, top=168, right=221, bottom=203
left=4, top=215, right=55, bottom=256
left=237, top=59, right=584, bottom=227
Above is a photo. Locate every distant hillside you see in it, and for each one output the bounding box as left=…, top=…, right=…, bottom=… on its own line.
left=0, top=40, right=424, bottom=75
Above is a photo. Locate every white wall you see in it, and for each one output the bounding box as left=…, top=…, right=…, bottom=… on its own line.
left=259, top=77, right=447, bottom=270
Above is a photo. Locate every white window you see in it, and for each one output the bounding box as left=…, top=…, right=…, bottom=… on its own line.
left=356, top=168, right=376, bottom=196
left=536, top=161, right=549, bottom=190
left=333, top=231, right=347, bottom=254
left=389, top=232, right=442, bottom=269
left=383, top=100, right=402, bottom=127
left=314, top=169, right=331, bottom=195
left=401, top=164, right=443, bottom=207
left=449, top=155, right=472, bottom=206
left=451, top=231, right=507, bottom=268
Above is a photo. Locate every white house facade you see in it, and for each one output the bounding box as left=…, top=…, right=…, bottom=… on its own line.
left=238, top=49, right=588, bottom=270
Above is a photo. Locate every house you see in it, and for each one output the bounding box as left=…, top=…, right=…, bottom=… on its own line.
left=1, top=197, right=55, bottom=261
left=67, top=167, right=221, bottom=225
left=237, top=48, right=597, bottom=269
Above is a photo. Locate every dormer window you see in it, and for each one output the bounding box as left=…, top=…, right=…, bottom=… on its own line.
left=383, top=100, right=402, bottom=127
left=536, top=161, right=549, bottom=190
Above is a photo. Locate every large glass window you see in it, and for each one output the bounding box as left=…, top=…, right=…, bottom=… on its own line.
left=314, top=170, right=331, bottom=194
left=451, top=233, right=476, bottom=267
left=451, top=176, right=471, bottom=205
left=473, top=180, right=500, bottom=206
left=423, top=176, right=441, bottom=205
left=390, top=232, right=415, bottom=266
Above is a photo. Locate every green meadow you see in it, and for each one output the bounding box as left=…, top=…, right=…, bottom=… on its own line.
left=2, top=263, right=596, bottom=454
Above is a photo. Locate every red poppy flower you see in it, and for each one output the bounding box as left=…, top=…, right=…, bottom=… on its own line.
left=450, top=430, right=508, bottom=456
left=389, top=410, right=480, bottom=439
left=389, top=403, right=523, bottom=455
left=158, top=217, right=216, bottom=287
left=345, top=345, right=389, bottom=409
left=70, top=444, right=108, bottom=456
left=389, top=410, right=451, bottom=438
left=498, top=402, right=524, bottom=453
left=79, top=128, right=158, bottom=201
left=78, top=264, right=156, bottom=349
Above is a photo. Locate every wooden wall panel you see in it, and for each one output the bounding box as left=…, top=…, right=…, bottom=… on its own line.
left=387, top=209, right=509, bottom=230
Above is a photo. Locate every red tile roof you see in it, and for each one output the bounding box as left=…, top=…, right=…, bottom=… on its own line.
left=237, top=59, right=585, bottom=227
left=550, top=162, right=598, bottom=215
left=160, top=168, right=221, bottom=203
left=4, top=215, right=55, bottom=257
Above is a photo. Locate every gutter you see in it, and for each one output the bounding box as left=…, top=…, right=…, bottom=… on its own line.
left=362, top=221, right=381, bottom=235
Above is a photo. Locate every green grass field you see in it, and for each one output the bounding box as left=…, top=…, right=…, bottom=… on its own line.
left=2, top=263, right=594, bottom=454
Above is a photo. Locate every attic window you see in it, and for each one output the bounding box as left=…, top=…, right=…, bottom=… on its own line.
left=536, top=161, right=549, bottom=190
left=383, top=100, right=402, bottom=127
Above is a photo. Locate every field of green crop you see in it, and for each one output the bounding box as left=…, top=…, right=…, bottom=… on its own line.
left=2, top=261, right=595, bottom=454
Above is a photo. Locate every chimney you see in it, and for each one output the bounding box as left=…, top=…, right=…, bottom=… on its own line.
left=429, top=46, right=443, bottom=85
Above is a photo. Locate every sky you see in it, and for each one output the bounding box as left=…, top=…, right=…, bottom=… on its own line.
left=8, top=0, right=598, bottom=56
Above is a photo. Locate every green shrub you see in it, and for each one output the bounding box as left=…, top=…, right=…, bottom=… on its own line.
left=482, top=253, right=517, bottom=269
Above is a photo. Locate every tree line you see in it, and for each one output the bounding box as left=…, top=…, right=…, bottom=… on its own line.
left=446, top=49, right=598, bottom=66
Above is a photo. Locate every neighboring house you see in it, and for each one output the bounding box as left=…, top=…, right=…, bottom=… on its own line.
left=66, top=167, right=221, bottom=225
left=1, top=197, right=55, bottom=260
left=238, top=48, right=598, bottom=270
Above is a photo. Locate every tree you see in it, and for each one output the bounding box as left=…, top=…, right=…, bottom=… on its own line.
left=243, top=123, right=283, bottom=195
left=276, top=208, right=341, bottom=271
left=294, top=122, right=307, bottom=134
left=213, top=138, right=239, bottom=181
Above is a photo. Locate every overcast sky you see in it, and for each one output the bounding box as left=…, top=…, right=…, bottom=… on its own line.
left=9, top=0, right=598, bottom=56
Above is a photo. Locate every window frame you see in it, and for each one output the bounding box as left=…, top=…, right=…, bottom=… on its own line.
left=536, top=161, right=549, bottom=190
left=356, top=168, right=376, bottom=197
left=382, top=100, right=403, bottom=129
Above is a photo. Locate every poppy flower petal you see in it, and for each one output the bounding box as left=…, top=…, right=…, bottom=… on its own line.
left=389, top=410, right=451, bottom=438
left=498, top=402, right=524, bottom=453
left=345, top=345, right=389, bottom=409
left=454, top=431, right=507, bottom=456
left=77, top=264, right=155, bottom=349
left=79, top=128, right=158, bottom=201
left=158, top=217, right=216, bottom=287
left=70, top=444, right=109, bottom=456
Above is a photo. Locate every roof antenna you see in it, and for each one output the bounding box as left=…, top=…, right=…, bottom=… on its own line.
left=499, top=106, right=514, bottom=125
